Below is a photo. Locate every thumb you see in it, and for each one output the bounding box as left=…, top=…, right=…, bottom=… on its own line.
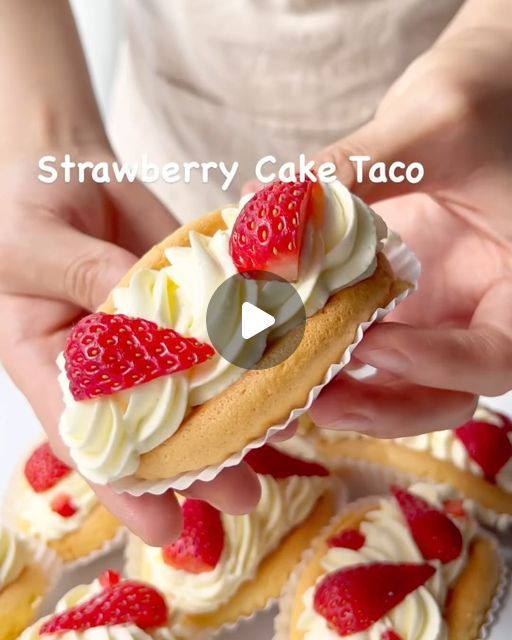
left=56, top=225, right=137, bottom=311
left=311, top=111, right=427, bottom=204
left=105, top=179, right=179, bottom=255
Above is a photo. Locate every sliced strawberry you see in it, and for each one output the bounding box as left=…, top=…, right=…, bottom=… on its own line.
left=229, top=179, right=318, bottom=281
left=98, top=570, right=121, bottom=589
left=24, top=442, right=72, bottom=493
left=381, top=631, right=403, bottom=640
left=50, top=493, right=78, bottom=518
left=392, top=487, right=463, bottom=564
left=443, top=499, right=467, bottom=520
left=455, top=419, right=512, bottom=483
left=327, top=529, right=366, bottom=551
left=39, top=580, right=168, bottom=634
left=497, top=411, right=512, bottom=433
left=162, top=499, right=224, bottom=574
left=64, top=312, right=215, bottom=401
left=314, top=562, right=435, bottom=635
left=244, top=444, right=329, bottom=478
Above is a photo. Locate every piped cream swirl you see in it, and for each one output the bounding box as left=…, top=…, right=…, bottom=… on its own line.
left=19, top=579, right=176, bottom=640
left=297, top=483, right=476, bottom=640
left=17, top=470, right=97, bottom=541
left=129, top=473, right=329, bottom=614
left=0, top=526, right=26, bottom=591
left=58, top=180, right=387, bottom=485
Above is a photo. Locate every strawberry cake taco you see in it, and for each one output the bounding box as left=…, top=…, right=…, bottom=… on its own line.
left=0, top=524, right=61, bottom=640
left=3, top=441, right=122, bottom=565
left=56, top=179, right=418, bottom=494
left=125, top=445, right=336, bottom=634
left=18, top=570, right=179, bottom=639
left=274, top=482, right=506, bottom=640
left=306, top=404, right=512, bottom=529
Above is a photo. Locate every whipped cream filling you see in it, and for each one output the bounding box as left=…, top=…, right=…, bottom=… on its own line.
left=58, top=181, right=387, bottom=485
left=297, top=484, right=476, bottom=640
left=0, top=526, right=26, bottom=591
left=130, top=473, right=329, bottom=614
left=17, top=471, right=97, bottom=541
left=19, top=579, right=176, bottom=640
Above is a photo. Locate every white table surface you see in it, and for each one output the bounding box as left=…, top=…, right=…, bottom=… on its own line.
left=1, top=367, right=511, bottom=637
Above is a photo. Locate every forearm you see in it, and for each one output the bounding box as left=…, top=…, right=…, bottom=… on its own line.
left=0, top=0, right=106, bottom=158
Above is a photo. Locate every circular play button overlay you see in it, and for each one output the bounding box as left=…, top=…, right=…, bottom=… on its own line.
left=206, top=271, right=306, bottom=370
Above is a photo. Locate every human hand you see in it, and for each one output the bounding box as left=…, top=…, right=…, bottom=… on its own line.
left=310, top=27, right=512, bottom=436
left=0, top=145, right=261, bottom=545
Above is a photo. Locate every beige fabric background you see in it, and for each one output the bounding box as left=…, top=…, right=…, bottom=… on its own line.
left=109, top=0, right=463, bottom=223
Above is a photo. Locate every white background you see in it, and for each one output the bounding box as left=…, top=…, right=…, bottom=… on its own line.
left=0, top=1, right=510, bottom=636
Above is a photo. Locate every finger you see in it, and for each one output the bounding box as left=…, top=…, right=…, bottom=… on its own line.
left=184, top=463, right=261, bottom=514
left=362, top=323, right=512, bottom=396
left=309, top=95, right=443, bottom=203
left=1, top=217, right=136, bottom=310
left=93, top=484, right=182, bottom=547
left=355, top=320, right=512, bottom=397
left=310, top=373, right=477, bottom=438
left=105, top=179, right=179, bottom=255
left=269, top=421, right=298, bottom=443
left=241, top=180, right=264, bottom=196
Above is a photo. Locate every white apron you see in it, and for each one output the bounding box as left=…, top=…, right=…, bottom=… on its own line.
left=109, top=0, right=463, bottom=223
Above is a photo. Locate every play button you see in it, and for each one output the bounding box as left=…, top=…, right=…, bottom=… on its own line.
left=241, top=302, right=275, bottom=340
left=206, top=271, right=306, bottom=370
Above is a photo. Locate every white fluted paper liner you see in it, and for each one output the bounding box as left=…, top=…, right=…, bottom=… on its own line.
left=2, top=449, right=126, bottom=569
left=273, top=495, right=509, bottom=640
left=22, top=537, right=64, bottom=619
left=329, top=455, right=512, bottom=532
left=125, top=480, right=346, bottom=639
left=111, top=233, right=420, bottom=495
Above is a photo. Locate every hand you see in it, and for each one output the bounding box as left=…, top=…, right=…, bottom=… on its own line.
left=310, top=27, right=512, bottom=436
left=0, top=145, right=261, bottom=545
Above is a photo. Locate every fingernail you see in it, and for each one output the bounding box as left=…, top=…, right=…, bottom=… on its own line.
left=323, top=413, right=373, bottom=431
left=361, top=348, right=410, bottom=374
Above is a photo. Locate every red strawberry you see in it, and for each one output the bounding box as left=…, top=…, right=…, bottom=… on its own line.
left=392, top=487, right=463, bottom=564
left=244, top=444, right=329, bottom=478
left=98, top=570, right=121, bottom=589
left=381, top=631, right=403, bottom=640
left=443, top=499, right=467, bottom=520
left=64, top=312, right=215, bottom=401
left=162, top=499, right=224, bottom=573
left=313, top=562, right=435, bottom=635
left=39, top=581, right=168, bottom=634
left=327, top=529, right=366, bottom=551
left=496, top=411, right=512, bottom=433
left=24, top=443, right=72, bottom=493
left=455, top=419, right=512, bottom=483
left=50, top=494, right=78, bottom=518
left=229, top=179, right=319, bottom=281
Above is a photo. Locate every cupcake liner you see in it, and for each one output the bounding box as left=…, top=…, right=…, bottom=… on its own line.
left=478, top=537, right=510, bottom=640
left=2, top=449, right=126, bottom=569
left=23, top=538, right=64, bottom=619
left=112, top=233, right=420, bottom=495
left=273, top=495, right=509, bottom=640
left=332, top=455, right=512, bottom=532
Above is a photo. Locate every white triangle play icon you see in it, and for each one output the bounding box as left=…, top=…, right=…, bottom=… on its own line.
left=241, top=302, right=275, bottom=340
